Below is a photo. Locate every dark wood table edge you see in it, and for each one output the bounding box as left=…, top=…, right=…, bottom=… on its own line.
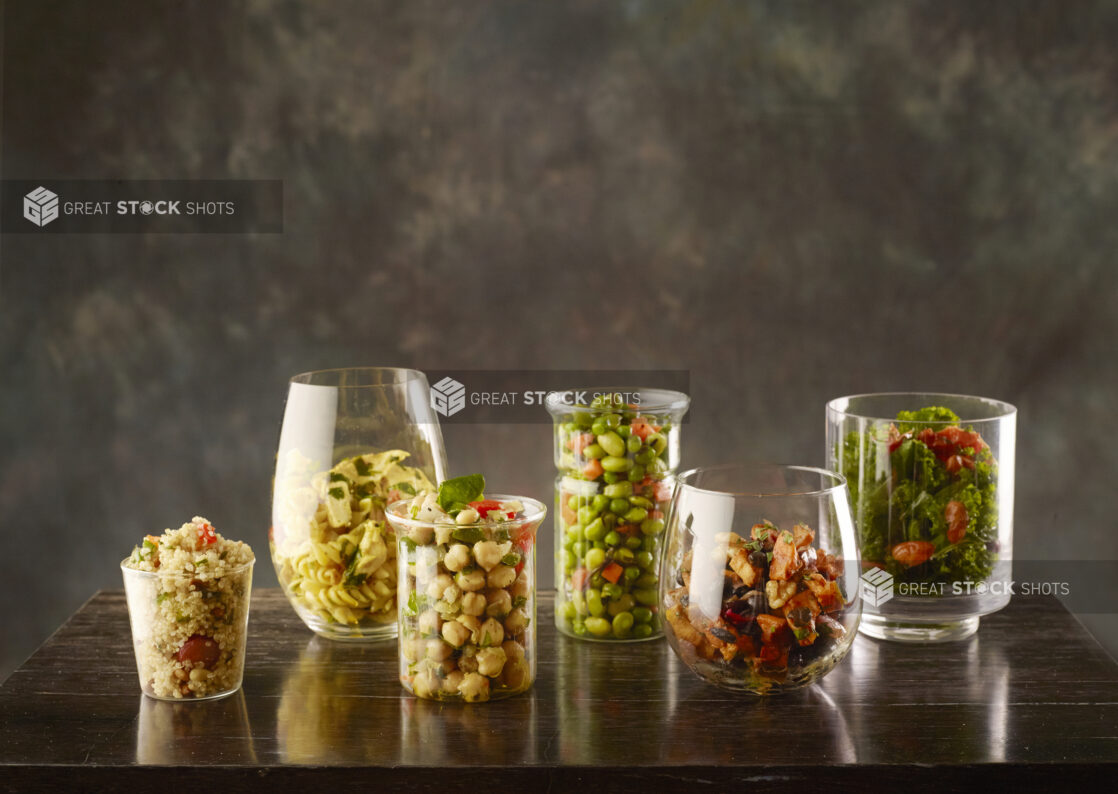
left=2, top=762, right=1116, bottom=792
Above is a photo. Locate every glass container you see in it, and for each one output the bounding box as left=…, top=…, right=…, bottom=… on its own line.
left=826, top=392, right=1016, bottom=642
left=546, top=388, right=690, bottom=642
left=270, top=367, right=448, bottom=641
left=660, top=464, right=861, bottom=693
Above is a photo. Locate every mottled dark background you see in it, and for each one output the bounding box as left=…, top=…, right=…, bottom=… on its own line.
left=2, top=0, right=1116, bottom=678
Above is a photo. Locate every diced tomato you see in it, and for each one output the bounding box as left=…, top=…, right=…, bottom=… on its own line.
left=945, top=500, right=969, bottom=544
left=569, top=432, right=596, bottom=455
left=945, top=455, right=975, bottom=474
left=582, top=459, right=604, bottom=480
left=561, top=501, right=578, bottom=526
left=196, top=522, right=217, bottom=547
left=630, top=417, right=654, bottom=441
left=468, top=499, right=504, bottom=517
left=615, top=523, right=637, bottom=536
left=888, top=427, right=913, bottom=453
left=891, top=541, right=936, bottom=568
left=570, top=568, right=589, bottom=590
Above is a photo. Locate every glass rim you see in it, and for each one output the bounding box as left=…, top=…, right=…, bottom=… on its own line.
left=544, top=386, right=691, bottom=417
left=675, top=463, right=848, bottom=499
left=383, top=493, right=548, bottom=529
left=826, top=391, right=1017, bottom=424
left=289, top=367, right=427, bottom=388
left=120, top=556, right=256, bottom=577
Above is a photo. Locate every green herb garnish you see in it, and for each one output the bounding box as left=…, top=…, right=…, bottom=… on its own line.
left=437, top=473, right=486, bottom=516
left=328, top=486, right=345, bottom=500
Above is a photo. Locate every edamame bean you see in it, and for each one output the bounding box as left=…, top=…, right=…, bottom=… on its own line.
left=608, top=594, right=635, bottom=616
left=633, top=588, right=658, bottom=606
left=591, top=494, right=610, bottom=512
left=645, top=457, right=668, bottom=477
left=626, top=434, right=642, bottom=454
left=561, top=549, right=575, bottom=570
left=632, top=607, right=653, bottom=624
left=624, top=536, right=642, bottom=550
left=603, top=472, right=621, bottom=484
left=591, top=419, right=608, bottom=436
left=602, top=413, right=622, bottom=429
left=609, top=498, right=630, bottom=515
left=624, top=566, right=641, bottom=583
left=603, top=531, right=622, bottom=547
left=601, top=456, right=633, bottom=472
left=587, top=590, right=605, bottom=617
left=640, top=517, right=665, bottom=536
left=634, top=447, right=656, bottom=466
left=585, top=547, right=606, bottom=570
left=584, top=517, right=605, bottom=542
left=598, top=431, right=626, bottom=458
left=572, top=541, right=587, bottom=559
left=602, top=582, right=623, bottom=600
left=636, top=551, right=654, bottom=569
left=615, top=547, right=636, bottom=565
left=603, top=481, right=633, bottom=498
left=617, top=425, right=632, bottom=439
left=566, top=525, right=583, bottom=542
left=590, top=572, right=605, bottom=589
left=583, top=443, right=605, bottom=459
left=649, top=434, right=668, bottom=455
left=624, top=507, right=649, bottom=524
left=572, top=620, right=588, bottom=636
left=558, top=601, right=576, bottom=621
left=629, top=496, right=653, bottom=510
left=632, top=623, right=653, bottom=639
left=636, top=573, right=658, bottom=588
left=573, top=411, right=594, bottom=428
left=612, top=612, right=635, bottom=637
left=567, top=495, right=581, bottom=511
left=586, top=617, right=612, bottom=637
left=627, top=465, right=646, bottom=483
left=577, top=506, right=598, bottom=525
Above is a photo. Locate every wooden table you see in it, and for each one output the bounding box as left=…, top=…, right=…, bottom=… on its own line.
left=1, top=590, right=1116, bottom=791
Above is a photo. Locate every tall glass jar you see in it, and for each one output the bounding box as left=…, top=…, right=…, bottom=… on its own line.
left=826, top=393, right=1016, bottom=642
left=546, top=388, right=691, bottom=641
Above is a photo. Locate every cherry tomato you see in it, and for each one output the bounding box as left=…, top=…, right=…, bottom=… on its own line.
left=196, top=522, right=217, bottom=547
left=176, top=635, right=220, bottom=667
left=945, top=455, right=974, bottom=474
left=468, top=499, right=504, bottom=517
left=890, top=541, right=936, bottom=568
left=945, top=500, right=969, bottom=543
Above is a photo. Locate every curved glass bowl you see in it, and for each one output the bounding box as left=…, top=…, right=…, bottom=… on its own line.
left=386, top=494, right=546, bottom=702
left=660, top=464, right=861, bottom=694
left=546, top=387, right=691, bottom=642
left=826, top=393, right=1016, bottom=643
left=270, top=368, right=448, bottom=641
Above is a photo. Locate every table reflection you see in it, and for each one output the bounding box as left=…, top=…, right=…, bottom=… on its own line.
left=136, top=689, right=257, bottom=764
left=399, top=695, right=537, bottom=765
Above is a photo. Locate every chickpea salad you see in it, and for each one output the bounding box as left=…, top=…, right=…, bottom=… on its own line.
left=665, top=520, right=851, bottom=693
left=122, top=518, right=254, bottom=700
left=387, top=475, right=544, bottom=703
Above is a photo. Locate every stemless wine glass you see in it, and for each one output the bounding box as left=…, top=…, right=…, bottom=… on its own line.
left=826, top=393, right=1016, bottom=643
left=270, top=367, right=448, bottom=641
left=660, top=464, right=861, bottom=694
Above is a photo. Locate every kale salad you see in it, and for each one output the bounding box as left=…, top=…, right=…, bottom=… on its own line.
left=839, top=406, right=1001, bottom=586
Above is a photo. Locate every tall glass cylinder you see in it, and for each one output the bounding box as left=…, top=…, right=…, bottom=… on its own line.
left=546, top=388, right=690, bottom=642
left=826, top=392, right=1016, bottom=642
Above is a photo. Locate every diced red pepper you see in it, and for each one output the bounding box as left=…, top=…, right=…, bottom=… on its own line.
left=570, top=568, right=589, bottom=591
left=197, top=522, right=217, bottom=547
left=652, top=480, right=674, bottom=503
left=582, top=459, right=604, bottom=480
left=630, top=417, right=655, bottom=441
left=569, top=432, right=596, bottom=455
left=601, top=562, right=624, bottom=584
left=468, top=499, right=504, bottom=517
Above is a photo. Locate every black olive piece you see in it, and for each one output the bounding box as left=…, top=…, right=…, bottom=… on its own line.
left=742, top=589, right=765, bottom=614
left=748, top=550, right=767, bottom=568
left=710, top=627, right=737, bottom=644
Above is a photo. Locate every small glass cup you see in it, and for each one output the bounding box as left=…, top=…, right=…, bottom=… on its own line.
left=660, top=464, right=861, bottom=694
left=270, top=367, right=448, bottom=641
left=386, top=494, right=546, bottom=702
left=121, top=558, right=254, bottom=701
left=546, top=388, right=691, bottom=642
left=826, top=392, right=1017, bottom=642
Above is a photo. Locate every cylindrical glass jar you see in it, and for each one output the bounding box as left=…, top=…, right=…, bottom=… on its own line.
left=386, top=494, right=546, bottom=702
left=121, top=558, right=254, bottom=701
left=826, top=393, right=1016, bottom=642
left=546, top=388, right=691, bottom=642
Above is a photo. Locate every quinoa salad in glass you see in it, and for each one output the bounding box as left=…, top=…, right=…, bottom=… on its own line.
left=122, top=517, right=255, bottom=700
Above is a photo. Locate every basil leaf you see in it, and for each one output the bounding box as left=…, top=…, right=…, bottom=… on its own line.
left=437, top=474, right=485, bottom=514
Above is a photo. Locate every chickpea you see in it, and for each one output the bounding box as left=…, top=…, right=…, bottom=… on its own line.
left=510, top=570, right=530, bottom=601
left=413, top=670, right=439, bottom=699
left=426, top=573, right=454, bottom=601
left=478, top=617, right=504, bottom=647
left=443, top=544, right=472, bottom=573
left=401, top=636, right=424, bottom=663
left=418, top=609, right=442, bottom=637
left=461, top=592, right=487, bottom=616
left=501, top=659, right=531, bottom=692
left=458, top=649, right=479, bottom=673
left=501, top=639, right=526, bottom=663
left=472, top=541, right=503, bottom=571
left=442, top=669, right=465, bottom=694
left=487, top=565, right=517, bottom=589
left=504, top=608, right=530, bottom=636
left=441, top=620, right=472, bottom=648
left=456, top=614, right=481, bottom=643
left=425, top=638, right=453, bottom=661
left=434, top=523, right=455, bottom=545
left=456, top=507, right=480, bottom=525
left=408, top=525, right=434, bottom=546
left=455, top=569, right=486, bottom=592
left=485, top=588, right=513, bottom=619
left=476, top=646, right=507, bottom=677
left=457, top=672, right=490, bottom=703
